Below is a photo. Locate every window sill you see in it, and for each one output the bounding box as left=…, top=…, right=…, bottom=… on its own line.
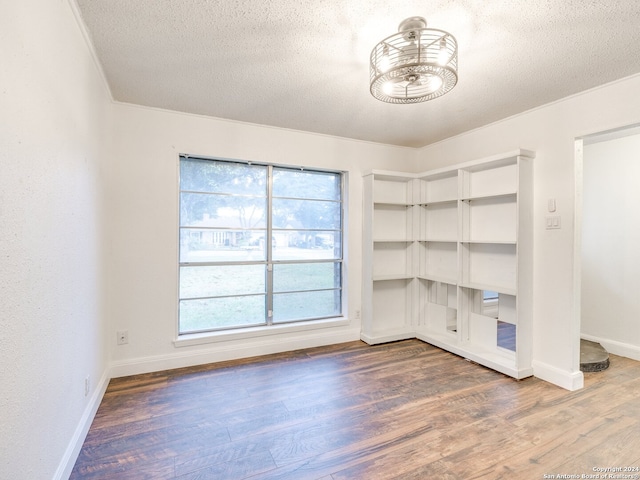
left=173, top=317, right=351, bottom=348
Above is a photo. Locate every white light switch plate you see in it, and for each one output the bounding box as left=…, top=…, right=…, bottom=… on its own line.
left=545, top=216, right=561, bottom=229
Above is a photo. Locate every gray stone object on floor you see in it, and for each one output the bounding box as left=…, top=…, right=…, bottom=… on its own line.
left=580, top=339, right=610, bottom=372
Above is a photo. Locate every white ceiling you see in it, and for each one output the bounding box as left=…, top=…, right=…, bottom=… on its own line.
left=76, top=0, right=640, bottom=148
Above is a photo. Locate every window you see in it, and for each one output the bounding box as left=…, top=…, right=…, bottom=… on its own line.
left=178, top=156, right=343, bottom=334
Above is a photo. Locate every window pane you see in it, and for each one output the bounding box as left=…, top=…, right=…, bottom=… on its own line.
left=178, top=157, right=343, bottom=333
left=180, top=159, right=267, bottom=195
left=272, top=231, right=341, bottom=261
left=180, top=229, right=266, bottom=262
left=273, top=262, right=340, bottom=292
left=180, top=265, right=266, bottom=299
left=179, top=296, right=266, bottom=333
left=180, top=192, right=266, bottom=228
left=272, top=198, right=340, bottom=230
left=272, top=168, right=340, bottom=200
left=273, top=290, right=341, bottom=323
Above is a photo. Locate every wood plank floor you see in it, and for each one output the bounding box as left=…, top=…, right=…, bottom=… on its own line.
left=71, top=340, right=640, bottom=479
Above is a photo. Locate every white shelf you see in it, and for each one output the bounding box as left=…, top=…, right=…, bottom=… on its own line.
left=373, top=274, right=414, bottom=282
left=374, top=201, right=413, bottom=207
left=460, top=240, right=517, bottom=245
left=417, top=199, right=458, bottom=207
left=374, top=239, right=413, bottom=243
left=362, top=150, right=533, bottom=380
left=460, top=192, right=516, bottom=202
left=415, top=330, right=531, bottom=379
left=417, top=274, right=457, bottom=284
left=459, top=282, right=517, bottom=296
left=418, top=238, right=458, bottom=243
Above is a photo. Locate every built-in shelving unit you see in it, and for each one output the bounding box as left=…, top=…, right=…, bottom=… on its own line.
left=361, top=150, right=534, bottom=379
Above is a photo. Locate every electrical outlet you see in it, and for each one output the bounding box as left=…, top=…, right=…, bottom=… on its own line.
left=117, top=330, right=129, bottom=345
left=355, top=310, right=361, bottom=319
left=84, top=376, right=90, bottom=397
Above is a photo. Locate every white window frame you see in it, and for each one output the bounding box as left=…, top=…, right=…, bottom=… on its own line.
left=176, top=155, right=346, bottom=340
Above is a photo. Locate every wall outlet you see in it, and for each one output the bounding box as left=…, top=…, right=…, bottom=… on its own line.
left=117, top=330, right=129, bottom=345
left=355, top=309, right=361, bottom=319
left=84, top=376, right=90, bottom=397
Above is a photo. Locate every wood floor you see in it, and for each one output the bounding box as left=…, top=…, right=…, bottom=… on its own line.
left=71, top=340, right=640, bottom=479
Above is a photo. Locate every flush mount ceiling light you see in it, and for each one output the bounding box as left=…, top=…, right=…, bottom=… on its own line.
left=370, top=16, right=458, bottom=104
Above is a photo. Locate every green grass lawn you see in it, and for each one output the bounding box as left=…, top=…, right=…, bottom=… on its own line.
left=179, top=260, right=341, bottom=333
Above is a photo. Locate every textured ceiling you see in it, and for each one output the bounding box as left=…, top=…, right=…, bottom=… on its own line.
left=76, top=0, right=640, bottom=148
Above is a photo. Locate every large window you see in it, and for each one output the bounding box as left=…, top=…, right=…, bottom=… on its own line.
left=178, top=156, right=343, bottom=334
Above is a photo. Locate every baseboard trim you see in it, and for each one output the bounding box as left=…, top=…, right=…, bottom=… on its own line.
left=360, top=331, right=415, bottom=345
left=532, top=360, right=584, bottom=391
left=110, top=328, right=361, bottom=378
left=581, top=334, right=640, bottom=361
left=53, top=368, right=111, bottom=480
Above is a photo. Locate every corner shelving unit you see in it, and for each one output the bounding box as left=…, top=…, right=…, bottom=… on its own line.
left=362, top=172, right=418, bottom=344
left=361, top=150, right=534, bottom=379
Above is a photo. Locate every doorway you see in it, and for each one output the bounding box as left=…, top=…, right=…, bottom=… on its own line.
left=574, top=124, right=640, bottom=368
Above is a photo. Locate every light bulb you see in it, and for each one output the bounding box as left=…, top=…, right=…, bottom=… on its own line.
left=437, top=37, right=449, bottom=66
left=382, top=81, right=394, bottom=95
left=378, top=44, right=392, bottom=72
left=379, top=53, right=391, bottom=72
left=427, top=75, right=443, bottom=93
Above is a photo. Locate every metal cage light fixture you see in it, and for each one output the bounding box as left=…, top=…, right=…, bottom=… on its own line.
left=370, top=16, right=458, bottom=104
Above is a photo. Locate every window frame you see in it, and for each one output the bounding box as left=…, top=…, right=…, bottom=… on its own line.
left=177, top=155, right=346, bottom=337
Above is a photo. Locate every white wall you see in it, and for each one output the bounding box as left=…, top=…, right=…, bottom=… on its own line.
left=415, top=74, right=640, bottom=390
left=582, top=132, right=640, bottom=359
left=0, top=1, right=111, bottom=479
left=107, top=103, right=417, bottom=376
left=5, top=3, right=640, bottom=475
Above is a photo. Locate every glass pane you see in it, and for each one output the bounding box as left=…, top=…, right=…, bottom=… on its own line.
left=272, top=290, right=341, bottom=323
left=180, top=229, right=266, bottom=262
left=180, top=159, right=267, bottom=195
left=272, top=198, right=340, bottom=230
left=180, top=296, right=266, bottom=333
left=272, top=168, right=341, bottom=200
left=497, top=321, right=516, bottom=352
left=272, top=231, right=342, bottom=261
left=273, top=262, right=340, bottom=293
left=180, top=192, right=266, bottom=228
left=180, top=265, right=265, bottom=299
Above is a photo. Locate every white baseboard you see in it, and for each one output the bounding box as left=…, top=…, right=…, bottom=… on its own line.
left=53, top=368, right=111, bottom=480
left=360, top=330, right=415, bottom=345
left=532, top=360, right=584, bottom=391
left=581, top=334, right=640, bottom=361
left=110, top=328, right=361, bottom=378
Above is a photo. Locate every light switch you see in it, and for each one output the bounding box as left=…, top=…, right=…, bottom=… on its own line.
left=548, top=198, right=556, bottom=212
left=545, top=216, right=561, bottom=229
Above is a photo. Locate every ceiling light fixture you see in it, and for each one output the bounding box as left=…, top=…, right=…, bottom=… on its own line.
left=370, top=16, right=458, bottom=104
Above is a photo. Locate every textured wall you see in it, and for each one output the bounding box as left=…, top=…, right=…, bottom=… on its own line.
left=0, top=1, right=111, bottom=478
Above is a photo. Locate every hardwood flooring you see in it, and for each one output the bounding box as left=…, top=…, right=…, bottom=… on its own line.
left=71, top=340, right=640, bottom=479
